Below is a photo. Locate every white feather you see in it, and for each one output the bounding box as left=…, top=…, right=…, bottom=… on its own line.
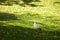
left=34, top=20, right=40, bottom=29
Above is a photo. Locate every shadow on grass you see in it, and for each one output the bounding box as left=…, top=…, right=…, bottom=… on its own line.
left=19, top=3, right=44, bottom=7
left=22, top=0, right=40, bottom=4
left=54, top=2, right=60, bottom=4
left=54, top=2, right=60, bottom=6
left=28, top=4, right=44, bottom=7
left=18, top=0, right=43, bottom=7
left=0, top=0, right=7, bottom=3
left=0, top=0, right=43, bottom=7
left=0, top=25, right=60, bottom=40
left=0, top=12, right=17, bottom=21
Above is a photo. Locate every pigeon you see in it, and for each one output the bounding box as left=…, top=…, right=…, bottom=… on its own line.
left=34, top=20, right=40, bottom=29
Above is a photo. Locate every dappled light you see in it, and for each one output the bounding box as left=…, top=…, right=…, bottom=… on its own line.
left=0, top=0, right=42, bottom=7
left=0, top=0, right=60, bottom=40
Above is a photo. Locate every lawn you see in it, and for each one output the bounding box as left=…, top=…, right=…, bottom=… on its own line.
left=0, top=0, right=60, bottom=40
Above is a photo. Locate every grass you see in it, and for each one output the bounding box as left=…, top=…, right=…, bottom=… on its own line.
left=0, top=26, right=60, bottom=40
left=0, top=0, right=60, bottom=40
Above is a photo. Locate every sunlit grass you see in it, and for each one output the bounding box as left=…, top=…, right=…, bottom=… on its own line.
left=0, top=0, right=60, bottom=40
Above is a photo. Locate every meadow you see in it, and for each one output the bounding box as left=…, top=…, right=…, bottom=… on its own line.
left=0, top=0, right=60, bottom=40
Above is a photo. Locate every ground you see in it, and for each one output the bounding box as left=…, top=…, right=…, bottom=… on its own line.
left=0, top=0, right=60, bottom=40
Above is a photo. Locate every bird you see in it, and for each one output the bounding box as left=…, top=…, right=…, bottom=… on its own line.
left=34, top=20, right=40, bottom=29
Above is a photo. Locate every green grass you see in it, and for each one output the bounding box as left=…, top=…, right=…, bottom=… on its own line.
left=0, top=0, right=60, bottom=40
